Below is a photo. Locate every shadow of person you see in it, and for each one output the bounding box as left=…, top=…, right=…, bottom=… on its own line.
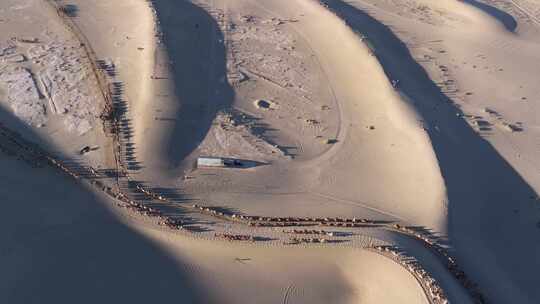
left=323, top=0, right=539, bottom=302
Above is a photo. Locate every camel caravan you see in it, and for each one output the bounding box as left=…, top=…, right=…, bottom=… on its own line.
left=288, top=237, right=327, bottom=245
left=390, top=225, right=486, bottom=303
left=1, top=118, right=486, bottom=303
left=190, top=204, right=378, bottom=228
left=158, top=217, right=184, bottom=230
left=283, top=229, right=335, bottom=236
left=372, top=246, right=449, bottom=304
left=214, top=233, right=256, bottom=242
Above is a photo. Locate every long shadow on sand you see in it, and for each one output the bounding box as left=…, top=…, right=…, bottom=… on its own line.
left=461, top=0, right=518, bottom=32
left=0, top=108, right=207, bottom=303
left=326, top=0, right=539, bottom=302
left=150, top=0, right=234, bottom=169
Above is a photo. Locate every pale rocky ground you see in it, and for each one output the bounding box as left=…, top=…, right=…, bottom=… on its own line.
left=0, top=0, right=110, bottom=169
left=1, top=0, right=540, bottom=303
left=0, top=13, right=100, bottom=134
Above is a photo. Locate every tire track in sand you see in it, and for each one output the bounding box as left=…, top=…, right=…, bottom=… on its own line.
left=282, top=283, right=295, bottom=304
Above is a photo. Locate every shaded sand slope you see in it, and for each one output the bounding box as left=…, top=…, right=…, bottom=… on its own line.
left=325, top=0, right=540, bottom=302
left=139, top=0, right=234, bottom=177
left=0, top=113, right=203, bottom=303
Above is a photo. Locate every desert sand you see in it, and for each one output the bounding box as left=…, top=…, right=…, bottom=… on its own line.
left=1, top=0, right=539, bottom=303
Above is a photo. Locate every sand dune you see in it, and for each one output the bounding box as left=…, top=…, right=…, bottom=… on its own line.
left=328, top=0, right=540, bottom=302
left=2, top=0, right=539, bottom=303
left=93, top=0, right=447, bottom=233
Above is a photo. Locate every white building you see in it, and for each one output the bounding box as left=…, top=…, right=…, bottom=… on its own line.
left=197, top=157, right=226, bottom=167
left=197, top=156, right=244, bottom=168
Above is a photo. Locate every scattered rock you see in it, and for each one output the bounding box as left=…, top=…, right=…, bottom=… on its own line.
left=254, top=99, right=275, bottom=110
left=3, top=54, right=26, bottom=63
left=483, top=107, right=497, bottom=115
left=79, top=145, right=99, bottom=155
left=79, top=146, right=91, bottom=155
left=15, top=37, right=39, bottom=44
left=240, top=15, right=255, bottom=23
left=0, top=40, right=17, bottom=57
left=501, top=123, right=522, bottom=132
left=472, top=119, right=490, bottom=127
left=324, top=138, right=338, bottom=144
